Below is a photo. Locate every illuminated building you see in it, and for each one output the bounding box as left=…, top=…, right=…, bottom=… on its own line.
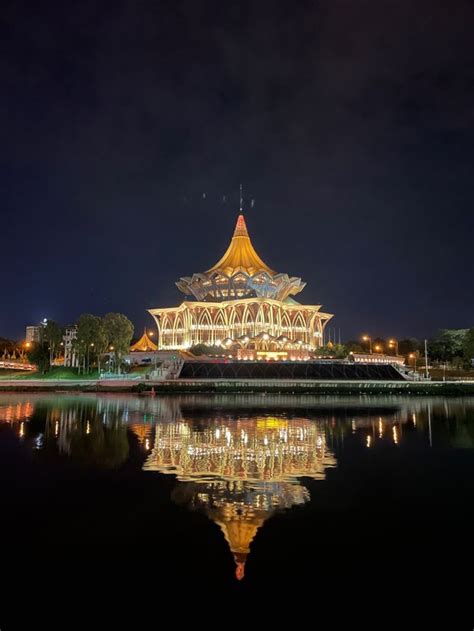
left=130, top=329, right=157, bottom=352
left=149, top=213, right=333, bottom=357
left=25, top=325, right=42, bottom=343
left=143, top=416, right=337, bottom=579
left=63, top=325, right=79, bottom=368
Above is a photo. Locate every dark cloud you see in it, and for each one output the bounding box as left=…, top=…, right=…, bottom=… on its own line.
left=1, top=0, right=473, bottom=339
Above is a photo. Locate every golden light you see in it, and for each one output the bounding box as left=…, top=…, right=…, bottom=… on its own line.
left=366, top=435, right=372, bottom=448
left=25, top=342, right=31, bottom=349
left=374, top=345, right=382, bottom=352
left=109, top=346, right=114, bottom=351
left=362, top=335, right=370, bottom=341
left=149, top=331, right=154, bottom=336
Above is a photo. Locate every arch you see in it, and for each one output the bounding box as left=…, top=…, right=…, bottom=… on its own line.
left=159, top=314, right=172, bottom=348
left=188, top=309, right=199, bottom=346
left=281, top=311, right=292, bottom=337
left=229, top=307, right=242, bottom=337
left=198, top=309, right=213, bottom=345
left=255, top=303, right=267, bottom=335
left=214, top=309, right=227, bottom=344
left=242, top=304, right=256, bottom=338
left=293, top=311, right=307, bottom=343
left=173, top=314, right=185, bottom=347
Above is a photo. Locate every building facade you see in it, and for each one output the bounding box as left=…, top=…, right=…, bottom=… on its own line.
left=25, top=326, right=42, bottom=343
left=149, top=213, right=333, bottom=353
left=63, top=325, right=78, bottom=368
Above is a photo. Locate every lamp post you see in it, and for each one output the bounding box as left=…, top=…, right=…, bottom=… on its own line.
left=153, top=316, right=160, bottom=374
left=87, top=342, right=94, bottom=373
left=388, top=339, right=398, bottom=356
left=109, top=345, right=114, bottom=373
left=409, top=353, right=417, bottom=378
left=374, top=344, right=383, bottom=353
left=362, top=335, right=372, bottom=354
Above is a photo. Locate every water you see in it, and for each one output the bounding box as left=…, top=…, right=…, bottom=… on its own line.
left=1, top=393, right=473, bottom=624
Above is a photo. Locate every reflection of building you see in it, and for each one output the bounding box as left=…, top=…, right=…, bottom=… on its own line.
left=149, top=214, right=333, bottom=357
left=144, top=416, right=336, bottom=579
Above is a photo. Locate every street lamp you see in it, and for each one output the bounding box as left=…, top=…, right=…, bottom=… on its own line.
left=409, top=353, right=417, bottom=376
left=388, top=339, right=398, bottom=356
left=374, top=344, right=382, bottom=353
left=362, top=335, right=372, bottom=354
left=153, top=316, right=160, bottom=374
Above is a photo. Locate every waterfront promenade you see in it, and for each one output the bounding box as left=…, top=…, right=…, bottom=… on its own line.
left=1, top=377, right=474, bottom=395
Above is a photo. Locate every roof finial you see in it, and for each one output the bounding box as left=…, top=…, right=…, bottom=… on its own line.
left=239, top=183, right=243, bottom=213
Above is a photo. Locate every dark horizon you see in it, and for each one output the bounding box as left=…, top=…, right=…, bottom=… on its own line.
left=2, top=0, right=473, bottom=341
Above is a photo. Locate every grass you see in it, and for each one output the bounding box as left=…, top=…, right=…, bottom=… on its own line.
left=0, top=367, right=99, bottom=380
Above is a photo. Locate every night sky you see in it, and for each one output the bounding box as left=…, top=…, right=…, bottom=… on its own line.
left=2, top=0, right=473, bottom=341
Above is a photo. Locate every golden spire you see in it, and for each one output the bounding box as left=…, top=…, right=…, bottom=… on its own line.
left=206, top=215, right=275, bottom=276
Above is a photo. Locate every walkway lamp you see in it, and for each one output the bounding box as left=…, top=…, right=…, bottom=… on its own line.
left=362, top=335, right=372, bottom=354
left=388, top=339, right=398, bottom=355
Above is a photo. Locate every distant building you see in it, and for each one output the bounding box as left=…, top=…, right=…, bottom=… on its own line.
left=63, top=325, right=78, bottom=368
left=130, top=329, right=157, bottom=352
left=25, top=326, right=42, bottom=343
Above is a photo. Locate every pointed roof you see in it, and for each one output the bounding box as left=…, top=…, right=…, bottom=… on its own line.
left=130, top=328, right=157, bottom=352
left=206, top=215, right=275, bottom=276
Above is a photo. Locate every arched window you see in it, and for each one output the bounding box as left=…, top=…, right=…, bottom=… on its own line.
left=198, top=309, right=213, bottom=345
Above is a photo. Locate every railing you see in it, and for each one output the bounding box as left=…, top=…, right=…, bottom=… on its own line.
left=0, top=360, right=35, bottom=371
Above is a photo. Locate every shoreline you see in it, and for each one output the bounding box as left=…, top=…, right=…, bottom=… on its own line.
left=1, top=378, right=474, bottom=395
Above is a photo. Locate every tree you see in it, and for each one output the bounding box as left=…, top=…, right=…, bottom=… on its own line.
left=75, top=314, right=100, bottom=374
left=26, top=342, right=50, bottom=374
left=428, top=329, right=467, bottom=363
left=190, top=344, right=224, bottom=356
left=344, top=340, right=364, bottom=353
left=462, top=328, right=474, bottom=369
left=74, top=314, right=111, bottom=374
left=43, top=320, right=62, bottom=366
left=103, top=313, right=134, bottom=374
left=398, top=338, right=421, bottom=356
left=93, top=320, right=109, bottom=374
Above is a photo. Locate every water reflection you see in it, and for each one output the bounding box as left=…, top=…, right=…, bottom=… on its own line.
left=1, top=393, right=474, bottom=580
left=143, top=416, right=336, bottom=579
